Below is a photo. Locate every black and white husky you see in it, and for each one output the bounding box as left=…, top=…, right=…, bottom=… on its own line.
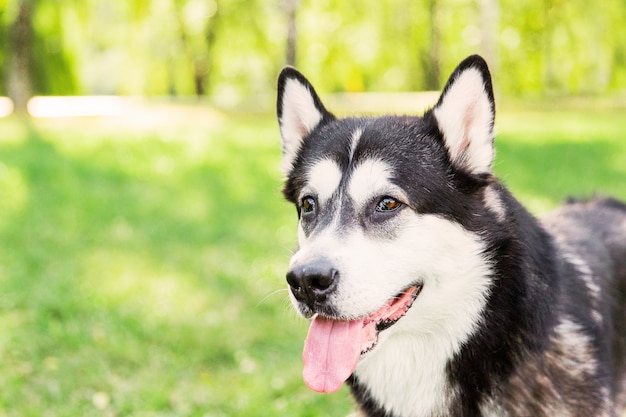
left=276, top=55, right=626, bottom=417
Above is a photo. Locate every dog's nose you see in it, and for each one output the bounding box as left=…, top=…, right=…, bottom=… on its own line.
left=286, top=260, right=339, bottom=305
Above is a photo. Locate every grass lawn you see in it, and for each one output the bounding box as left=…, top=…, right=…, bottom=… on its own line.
left=0, top=102, right=624, bottom=416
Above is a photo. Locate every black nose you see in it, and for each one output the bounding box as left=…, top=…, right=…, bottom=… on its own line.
left=286, top=260, right=339, bottom=305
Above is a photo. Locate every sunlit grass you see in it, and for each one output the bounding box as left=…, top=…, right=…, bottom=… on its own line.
left=0, top=112, right=352, bottom=417
left=0, top=101, right=624, bottom=416
left=496, top=105, right=626, bottom=213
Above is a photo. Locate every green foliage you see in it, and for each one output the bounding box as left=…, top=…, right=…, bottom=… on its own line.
left=0, top=103, right=625, bottom=415
left=497, top=0, right=626, bottom=95
left=291, top=0, right=626, bottom=95
left=30, top=1, right=78, bottom=94
left=2, top=0, right=626, bottom=99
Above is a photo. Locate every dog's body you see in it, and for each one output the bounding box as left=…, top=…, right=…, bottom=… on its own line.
left=276, top=55, right=626, bottom=417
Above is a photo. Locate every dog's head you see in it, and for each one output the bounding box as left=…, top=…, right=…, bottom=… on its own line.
left=277, top=56, right=499, bottom=393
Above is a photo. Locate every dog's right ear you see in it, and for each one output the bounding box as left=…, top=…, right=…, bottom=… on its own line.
left=277, top=67, right=335, bottom=174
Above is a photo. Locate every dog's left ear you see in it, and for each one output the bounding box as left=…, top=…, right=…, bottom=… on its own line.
left=277, top=68, right=335, bottom=174
left=433, top=55, right=495, bottom=175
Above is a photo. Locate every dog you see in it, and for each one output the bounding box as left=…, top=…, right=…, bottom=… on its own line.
left=276, top=55, right=626, bottom=417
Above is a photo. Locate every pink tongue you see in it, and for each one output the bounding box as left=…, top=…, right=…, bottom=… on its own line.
left=302, top=316, right=363, bottom=393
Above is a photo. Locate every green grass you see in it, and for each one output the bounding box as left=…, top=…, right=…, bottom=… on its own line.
left=495, top=106, right=626, bottom=212
left=0, top=103, right=624, bottom=416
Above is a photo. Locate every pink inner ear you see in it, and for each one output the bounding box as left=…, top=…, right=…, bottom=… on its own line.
left=296, top=119, right=309, bottom=138
left=433, top=65, right=495, bottom=175
left=453, top=106, right=476, bottom=161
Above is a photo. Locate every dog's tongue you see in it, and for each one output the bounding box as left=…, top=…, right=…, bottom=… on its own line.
left=302, top=316, right=363, bottom=393
left=300, top=287, right=419, bottom=393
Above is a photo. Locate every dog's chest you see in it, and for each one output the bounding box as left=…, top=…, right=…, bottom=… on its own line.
left=352, top=334, right=455, bottom=417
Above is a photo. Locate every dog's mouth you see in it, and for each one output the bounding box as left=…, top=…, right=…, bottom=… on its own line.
left=302, top=284, right=422, bottom=394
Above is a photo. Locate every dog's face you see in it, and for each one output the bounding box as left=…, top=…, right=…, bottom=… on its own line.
left=277, top=56, right=499, bottom=393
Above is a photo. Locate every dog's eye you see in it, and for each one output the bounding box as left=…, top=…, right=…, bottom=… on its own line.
left=375, top=197, right=402, bottom=212
left=301, top=196, right=317, bottom=214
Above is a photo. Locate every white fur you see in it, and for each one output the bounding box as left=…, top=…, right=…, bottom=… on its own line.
left=484, top=186, right=506, bottom=222
left=549, top=317, right=598, bottom=379
left=290, top=201, right=493, bottom=416
left=348, top=128, right=364, bottom=162
left=433, top=68, right=494, bottom=174
left=349, top=216, right=493, bottom=417
left=279, top=78, right=324, bottom=173
left=562, top=251, right=603, bottom=325
left=304, top=159, right=343, bottom=205
left=480, top=398, right=508, bottom=417
left=348, top=159, right=406, bottom=209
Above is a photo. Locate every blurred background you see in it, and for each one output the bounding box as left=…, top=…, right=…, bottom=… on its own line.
left=2, top=0, right=626, bottom=110
left=0, top=1, right=625, bottom=416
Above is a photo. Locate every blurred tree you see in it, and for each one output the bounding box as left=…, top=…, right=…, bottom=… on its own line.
left=424, top=0, right=441, bottom=90
left=285, top=0, right=298, bottom=66
left=5, top=0, right=34, bottom=114
left=0, top=0, right=625, bottom=100
left=2, top=0, right=76, bottom=113
left=174, top=0, right=219, bottom=96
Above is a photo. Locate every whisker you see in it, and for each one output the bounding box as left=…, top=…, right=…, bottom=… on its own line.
left=256, top=288, right=289, bottom=308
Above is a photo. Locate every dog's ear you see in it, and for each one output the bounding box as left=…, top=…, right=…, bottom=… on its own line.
left=433, top=55, right=495, bottom=175
left=277, top=67, right=335, bottom=174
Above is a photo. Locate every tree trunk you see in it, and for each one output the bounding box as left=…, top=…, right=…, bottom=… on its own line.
left=425, top=0, right=441, bottom=90
left=285, top=0, right=298, bottom=66
left=6, top=0, right=34, bottom=115
left=193, top=58, right=207, bottom=96
left=202, top=11, right=219, bottom=96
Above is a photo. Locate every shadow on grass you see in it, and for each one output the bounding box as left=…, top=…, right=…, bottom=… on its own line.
left=0, top=117, right=351, bottom=416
